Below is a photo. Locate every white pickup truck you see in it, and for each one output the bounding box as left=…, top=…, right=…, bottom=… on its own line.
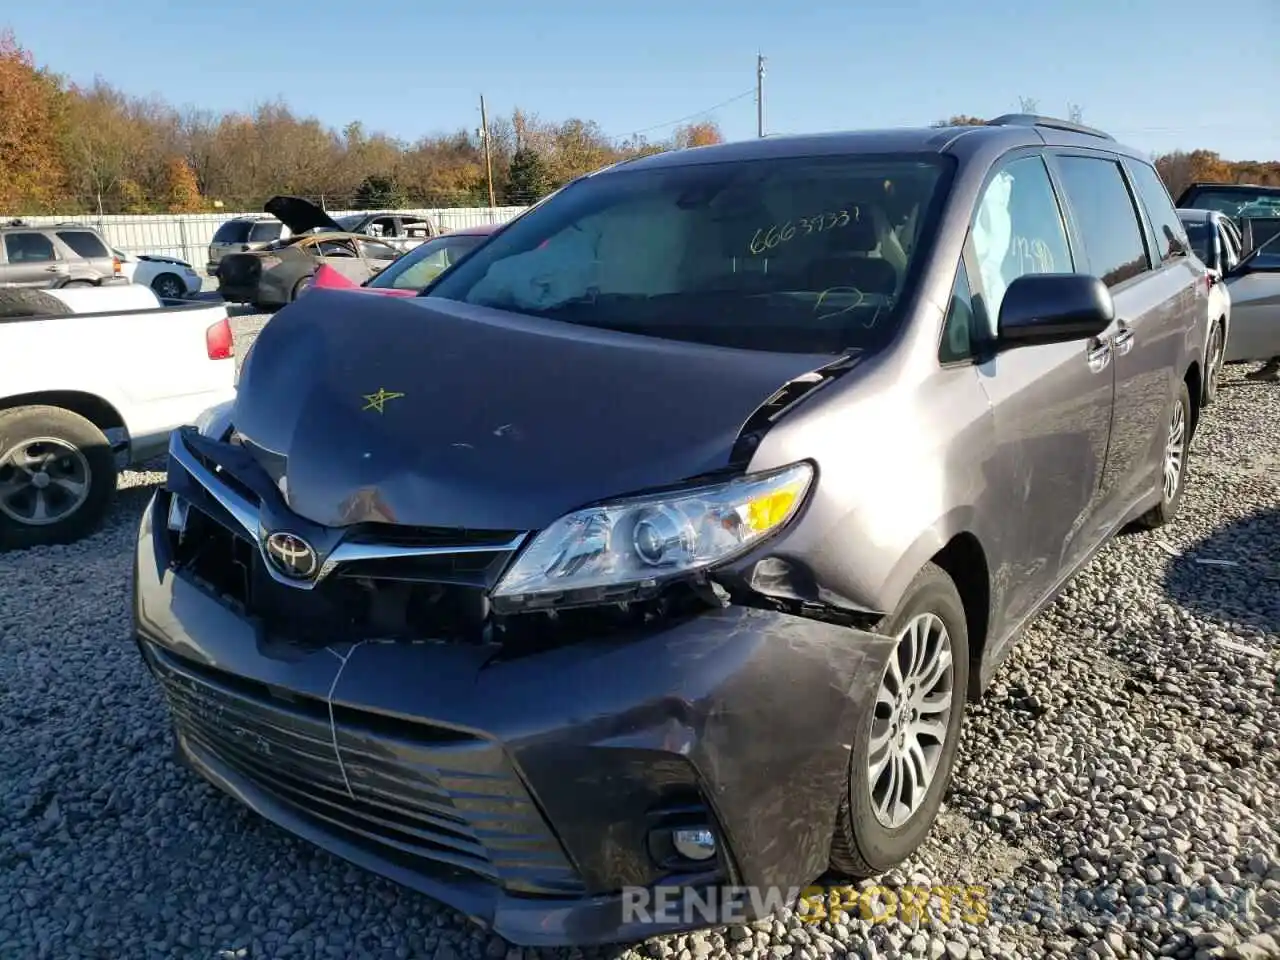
left=0, top=287, right=237, bottom=549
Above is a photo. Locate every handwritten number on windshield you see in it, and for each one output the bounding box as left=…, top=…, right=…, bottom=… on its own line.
left=748, top=208, right=858, bottom=255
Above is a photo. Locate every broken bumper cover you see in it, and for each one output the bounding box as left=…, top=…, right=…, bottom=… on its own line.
left=132, top=491, right=895, bottom=946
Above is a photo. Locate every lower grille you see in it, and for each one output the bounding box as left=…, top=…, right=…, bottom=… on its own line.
left=166, top=495, right=504, bottom=646
left=150, top=647, right=584, bottom=896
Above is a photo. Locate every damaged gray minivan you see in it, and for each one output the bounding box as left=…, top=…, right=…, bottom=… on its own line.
left=135, top=114, right=1210, bottom=944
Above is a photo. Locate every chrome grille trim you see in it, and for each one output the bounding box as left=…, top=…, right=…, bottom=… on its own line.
left=168, top=430, right=528, bottom=591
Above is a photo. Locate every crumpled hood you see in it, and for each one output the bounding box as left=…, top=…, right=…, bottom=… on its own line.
left=231, top=291, right=834, bottom=531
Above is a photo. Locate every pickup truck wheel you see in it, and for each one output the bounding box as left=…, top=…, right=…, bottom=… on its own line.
left=0, top=406, right=118, bottom=550
left=1135, top=380, right=1191, bottom=529
left=829, top=562, right=969, bottom=877
left=0, top=288, right=66, bottom=319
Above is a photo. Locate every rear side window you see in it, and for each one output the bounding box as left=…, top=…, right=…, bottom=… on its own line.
left=248, top=222, right=283, bottom=243
left=56, top=230, right=110, bottom=259
left=212, top=221, right=252, bottom=244
left=1128, top=162, right=1188, bottom=263
left=4, top=232, right=57, bottom=262
left=1054, top=156, right=1149, bottom=287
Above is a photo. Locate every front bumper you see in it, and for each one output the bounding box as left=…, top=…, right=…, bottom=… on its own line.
left=133, top=490, right=894, bottom=946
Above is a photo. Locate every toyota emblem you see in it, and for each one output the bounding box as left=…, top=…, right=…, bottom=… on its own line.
left=264, top=531, right=318, bottom=580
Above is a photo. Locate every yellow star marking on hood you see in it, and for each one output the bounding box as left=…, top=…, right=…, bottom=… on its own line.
left=362, top=388, right=405, bottom=413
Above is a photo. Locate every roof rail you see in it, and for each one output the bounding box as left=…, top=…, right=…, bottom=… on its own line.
left=987, top=113, right=1115, bottom=141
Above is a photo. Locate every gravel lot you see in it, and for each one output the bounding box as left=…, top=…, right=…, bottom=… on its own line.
left=1, top=309, right=1277, bottom=960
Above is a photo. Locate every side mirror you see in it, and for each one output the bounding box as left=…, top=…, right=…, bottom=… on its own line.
left=997, top=273, right=1115, bottom=349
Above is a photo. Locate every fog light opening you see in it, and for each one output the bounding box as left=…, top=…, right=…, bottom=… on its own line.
left=671, top=827, right=717, bottom=862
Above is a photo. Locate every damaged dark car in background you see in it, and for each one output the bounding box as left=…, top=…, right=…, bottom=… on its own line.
left=133, top=116, right=1209, bottom=946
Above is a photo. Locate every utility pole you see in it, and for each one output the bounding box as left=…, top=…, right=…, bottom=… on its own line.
left=479, top=94, right=497, bottom=209
left=756, top=53, right=766, bottom=138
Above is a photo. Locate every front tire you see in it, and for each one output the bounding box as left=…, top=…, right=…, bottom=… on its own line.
left=1136, top=379, right=1191, bottom=529
left=151, top=273, right=186, bottom=300
left=0, top=406, right=118, bottom=550
left=829, top=561, right=969, bottom=877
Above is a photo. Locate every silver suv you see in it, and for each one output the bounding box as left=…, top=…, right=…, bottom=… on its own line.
left=0, top=222, right=125, bottom=288
left=206, top=216, right=291, bottom=274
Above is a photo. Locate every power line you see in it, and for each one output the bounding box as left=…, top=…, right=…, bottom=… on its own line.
left=615, top=88, right=757, bottom=142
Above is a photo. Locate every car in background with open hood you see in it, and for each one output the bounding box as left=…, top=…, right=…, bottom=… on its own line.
left=264, top=195, right=436, bottom=253
left=310, top=222, right=500, bottom=296
left=216, top=232, right=402, bottom=308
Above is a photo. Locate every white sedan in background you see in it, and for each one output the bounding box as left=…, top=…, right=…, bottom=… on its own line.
left=112, top=249, right=204, bottom=299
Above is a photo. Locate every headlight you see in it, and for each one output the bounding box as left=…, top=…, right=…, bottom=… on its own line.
left=491, top=462, right=813, bottom=610
left=193, top=400, right=234, bottom=439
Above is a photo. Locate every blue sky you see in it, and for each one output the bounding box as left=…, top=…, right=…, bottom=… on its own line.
left=7, top=0, right=1278, bottom=161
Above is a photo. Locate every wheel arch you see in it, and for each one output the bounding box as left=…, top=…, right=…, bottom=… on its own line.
left=1183, top=359, right=1202, bottom=437
left=0, top=391, right=127, bottom=438
left=880, top=511, right=992, bottom=700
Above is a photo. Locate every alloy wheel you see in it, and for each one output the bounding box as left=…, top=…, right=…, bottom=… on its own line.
left=867, top=612, right=955, bottom=829
left=1163, top=399, right=1186, bottom=502
left=0, top=437, right=92, bottom=526
left=1207, top=324, right=1224, bottom=401
left=154, top=276, right=184, bottom=299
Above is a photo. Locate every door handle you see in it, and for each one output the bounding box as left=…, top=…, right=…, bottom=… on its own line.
left=1113, top=323, right=1135, bottom=356
left=1087, top=339, right=1111, bottom=373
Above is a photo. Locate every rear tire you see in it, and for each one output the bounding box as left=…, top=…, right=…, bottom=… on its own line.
left=0, top=405, right=118, bottom=550
left=829, top=561, right=969, bottom=877
left=61, top=280, right=94, bottom=288
left=0, top=288, right=66, bottom=319
left=1136, top=379, right=1191, bottom=529
left=291, top=275, right=314, bottom=301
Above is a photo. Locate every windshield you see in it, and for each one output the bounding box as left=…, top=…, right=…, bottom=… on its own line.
left=335, top=214, right=365, bottom=231
left=1182, top=187, right=1280, bottom=220
left=427, top=154, right=953, bottom=354
left=1180, top=220, right=1213, bottom=263
left=369, top=234, right=487, bottom=290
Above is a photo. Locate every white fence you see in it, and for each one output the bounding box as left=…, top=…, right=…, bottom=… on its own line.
left=1, top=206, right=530, bottom=274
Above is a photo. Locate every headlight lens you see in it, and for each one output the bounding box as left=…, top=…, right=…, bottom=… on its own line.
left=492, top=461, right=813, bottom=608
left=193, top=400, right=234, bottom=439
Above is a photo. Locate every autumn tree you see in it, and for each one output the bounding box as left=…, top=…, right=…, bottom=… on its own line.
left=672, top=121, right=725, bottom=149
left=161, top=156, right=203, bottom=212
left=547, top=119, right=616, bottom=184
left=0, top=30, right=66, bottom=213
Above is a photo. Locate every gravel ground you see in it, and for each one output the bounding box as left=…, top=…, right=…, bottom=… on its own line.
left=1, top=310, right=1277, bottom=960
